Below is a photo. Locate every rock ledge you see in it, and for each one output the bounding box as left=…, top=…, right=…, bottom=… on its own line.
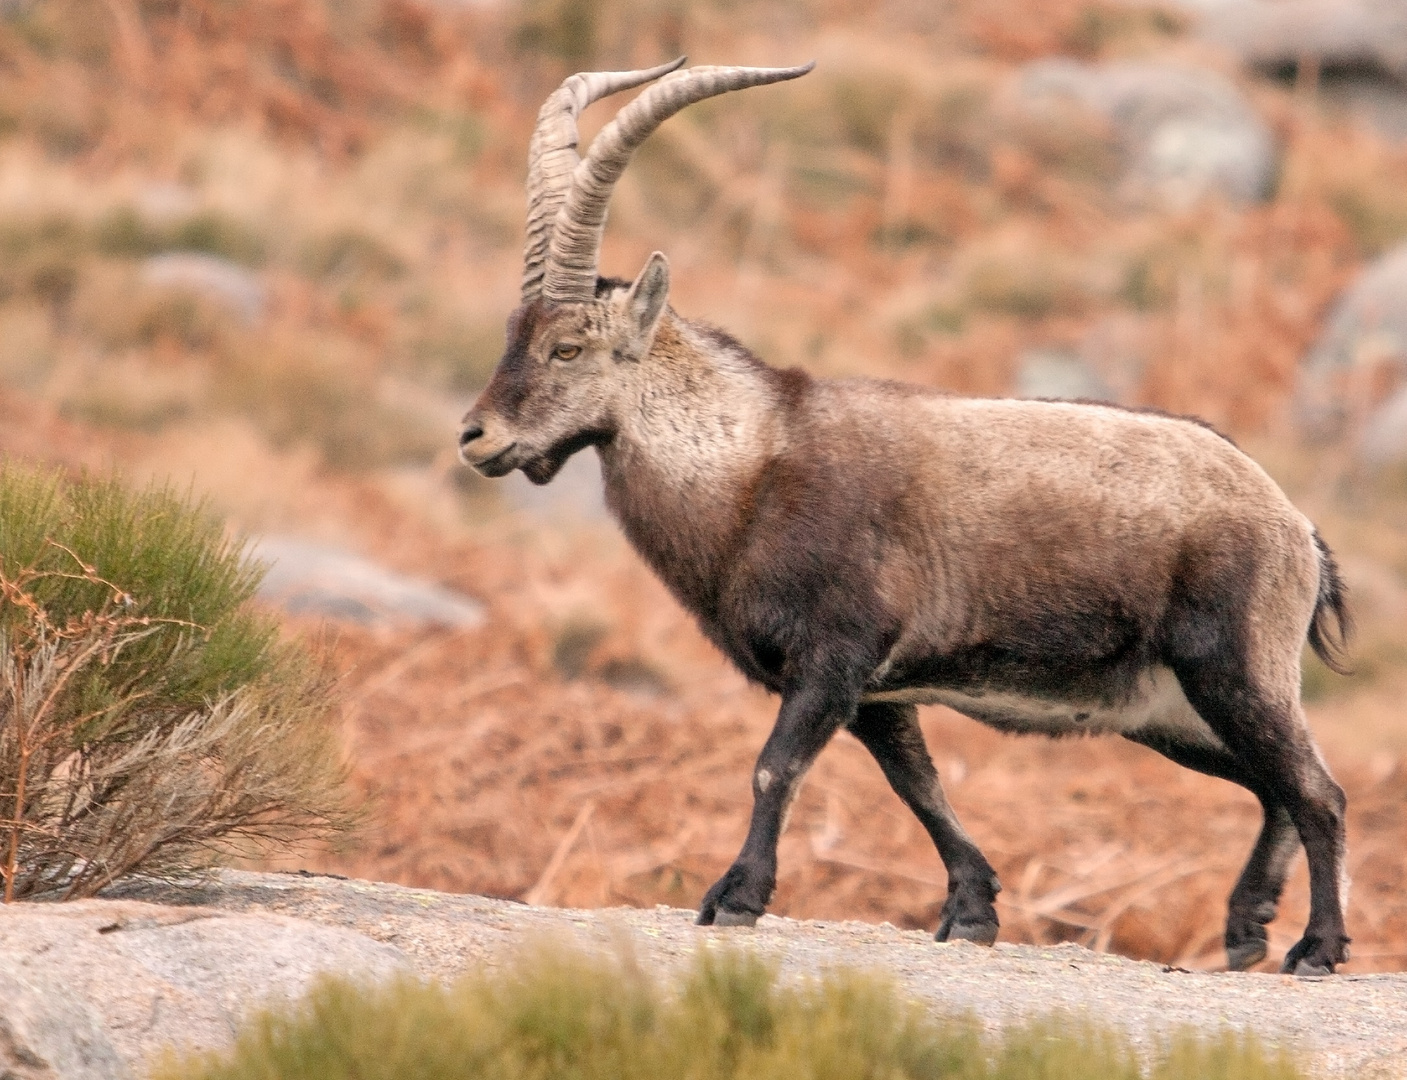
left=2, top=870, right=1404, bottom=1078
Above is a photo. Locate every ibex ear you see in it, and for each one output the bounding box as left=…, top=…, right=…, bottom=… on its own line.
left=621, top=252, right=670, bottom=360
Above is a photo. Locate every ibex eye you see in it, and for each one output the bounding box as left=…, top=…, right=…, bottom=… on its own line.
left=552, top=344, right=581, bottom=361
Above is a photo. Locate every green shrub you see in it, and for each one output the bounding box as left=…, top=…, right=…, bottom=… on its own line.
left=0, top=461, right=352, bottom=900
left=512, top=0, right=598, bottom=67
left=831, top=74, right=907, bottom=157
left=159, top=946, right=1305, bottom=1080
left=1329, top=185, right=1407, bottom=258
left=299, top=228, right=406, bottom=283
left=403, top=317, right=503, bottom=394
left=0, top=212, right=86, bottom=261
left=1061, top=2, right=1188, bottom=58
left=171, top=210, right=268, bottom=267
left=93, top=206, right=268, bottom=266
left=966, top=255, right=1089, bottom=321
left=211, top=339, right=447, bottom=469
left=91, top=206, right=165, bottom=258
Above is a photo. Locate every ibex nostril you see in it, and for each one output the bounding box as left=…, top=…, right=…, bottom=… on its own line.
left=458, top=423, right=484, bottom=447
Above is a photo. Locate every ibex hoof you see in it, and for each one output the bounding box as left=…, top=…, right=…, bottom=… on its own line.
left=938, top=919, right=998, bottom=946
left=712, top=908, right=760, bottom=928
left=1226, top=940, right=1267, bottom=972
left=1280, top=934, right=1346, bottom=976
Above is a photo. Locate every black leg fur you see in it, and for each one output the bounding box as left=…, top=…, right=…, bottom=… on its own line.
left=697, top=679, right=852, bottom=926
left=1167, top=661, right=1349, bottom=975
left=847, top=702, right=1001, bottom=945
left=1124, top=731, right=1301, bottom=971
left=1227, top=803, right=1300, bottom=970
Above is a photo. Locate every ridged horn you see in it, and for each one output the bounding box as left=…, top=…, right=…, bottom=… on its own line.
left=521, top=58, right=687, bottom=303
left=541, top=62, right=815, bottom=304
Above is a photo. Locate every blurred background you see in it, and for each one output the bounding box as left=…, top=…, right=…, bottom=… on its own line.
left=0, top=0, right=1404, bottom=971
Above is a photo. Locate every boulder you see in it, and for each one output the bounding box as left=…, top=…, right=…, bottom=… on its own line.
left=1297, top=244, right=1407, bottom=451
left=1015, top=348, right=1116, bottom=401
left=0, top=898, right=411, bottom=1078
left=1013, top=317, right=1152, bottom=403
left=1176, top=0, right=1407, bottom=139
left=1077, top=313, right=1153, bottom=401
left=251, top=535, right=486, bottom=628
left=140, top=253, right=267, bottom=324
left=1359, top=384, right=1407, bottom=464
left=1188, top=0, right=1407, bottom=84
left=1018, top=59, right=1276, bottom=207
left=0, top=959, right=127, bottom=1080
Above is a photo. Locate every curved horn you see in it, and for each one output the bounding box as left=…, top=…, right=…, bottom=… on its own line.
left=522, top=58, right=687, bottom=303
left=542, top=62, right=815, bottom=304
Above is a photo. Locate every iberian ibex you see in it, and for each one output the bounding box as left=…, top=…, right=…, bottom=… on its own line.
left=458, top=59, right=1353, bottom=976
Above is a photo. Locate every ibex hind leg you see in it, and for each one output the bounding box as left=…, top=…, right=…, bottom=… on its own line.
left=1123, top=730, right=1301, bottom=971
left=847, top=702, right=1001, bottom=945
left=1228, top=803, right=1301, bottom=969
left=1170, top=661, right=1349, bottom=975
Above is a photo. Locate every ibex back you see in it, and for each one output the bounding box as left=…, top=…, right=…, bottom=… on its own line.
left=459, top=59, right=1353, bottom=976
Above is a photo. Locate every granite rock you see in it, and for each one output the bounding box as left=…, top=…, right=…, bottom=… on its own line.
left=1019, top=58, right=1276, bottom=207
left=0, top=898, right=411, bottom=1077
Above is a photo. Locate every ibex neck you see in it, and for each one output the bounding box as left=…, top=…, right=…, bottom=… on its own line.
left=599, top=312, right=793, bottom=617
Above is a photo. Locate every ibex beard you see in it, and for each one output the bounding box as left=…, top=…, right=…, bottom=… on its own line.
left=459, top=59, right=1353, bottom=976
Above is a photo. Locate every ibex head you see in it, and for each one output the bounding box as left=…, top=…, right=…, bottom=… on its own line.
left=459, top=59, right=812, bottom=486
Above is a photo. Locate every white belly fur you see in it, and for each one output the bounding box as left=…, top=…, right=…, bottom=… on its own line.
left=861, top=665, right=1224, bottom=749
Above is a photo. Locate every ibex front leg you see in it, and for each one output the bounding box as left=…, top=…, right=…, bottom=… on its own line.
left=848, top=702, right=1001, bottom=944
left=697, top=681, right=853, bottom=925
